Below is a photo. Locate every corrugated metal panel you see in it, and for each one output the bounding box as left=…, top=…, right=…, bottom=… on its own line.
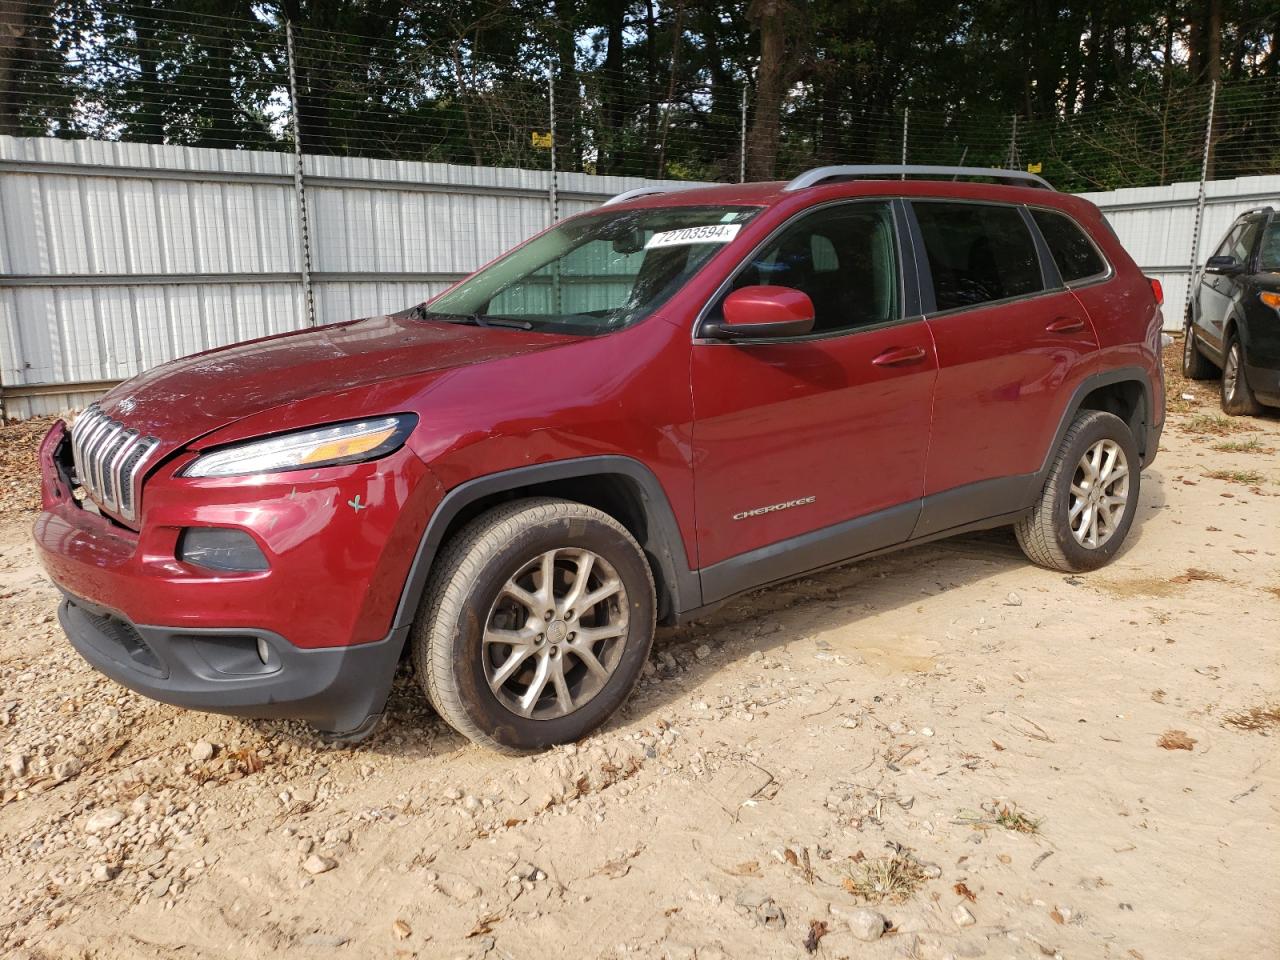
left=0, top=135, right=708, bottom=416
left=1081, top=173, right=1280, bottom=329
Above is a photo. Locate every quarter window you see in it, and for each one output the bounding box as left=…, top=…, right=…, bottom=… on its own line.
left=913, top=201, right=1044, bottom=311
left=723, top=201, right=900, bottom=335
left=1031, top=209, right=1106, bottom=283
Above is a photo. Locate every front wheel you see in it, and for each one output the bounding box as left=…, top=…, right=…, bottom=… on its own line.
left=1015, top=410, right=1140, bottom=572
left=412, top=498, right=656, bottom=753
left=1220, top=335, right=1263, bottom=416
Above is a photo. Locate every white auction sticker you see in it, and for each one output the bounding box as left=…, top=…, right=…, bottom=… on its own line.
left=645, top=223, right=742, bottom=248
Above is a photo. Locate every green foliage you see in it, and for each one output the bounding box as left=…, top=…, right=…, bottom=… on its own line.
left=0, top=0, right=1276, bottom=188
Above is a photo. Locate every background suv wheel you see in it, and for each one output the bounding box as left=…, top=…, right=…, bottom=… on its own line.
left=1181, top=318, right=1217, bottom=380
left=1015, top=410, right=1141, bottom=572
left=1220, top=334, right=1263, bottom=416
left=412, top=497, right=655, bottom=753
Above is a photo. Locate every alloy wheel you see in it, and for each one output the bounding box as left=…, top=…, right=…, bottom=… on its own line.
left=1068, top=438, right=1130, bottom=550
left=482, top=548, right=629, bottom=720
left=1224, top=343, right=1241, bottom=401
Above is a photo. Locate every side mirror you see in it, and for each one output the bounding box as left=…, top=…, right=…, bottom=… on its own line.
left=703, top=285, right=816, bottom=340
left=1205, top=254, right=1244, bottom=275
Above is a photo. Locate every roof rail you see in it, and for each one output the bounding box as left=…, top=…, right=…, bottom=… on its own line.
left=601, top=185, right=685, bottom=206
left=783, top=165, right=1054, bottom=192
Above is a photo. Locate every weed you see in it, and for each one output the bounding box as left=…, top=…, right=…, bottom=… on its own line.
left=1182, top=414, right=1245, bottom=436
left=841, top=853, right=928, bottom=903
left=1202, top=469, right=1265, bottom=485
left=994, top=805, right=1041, bottom=834
left=1222, top=704, right=1280, bottom=733
left=1211, top=436, right=1271, bottom=453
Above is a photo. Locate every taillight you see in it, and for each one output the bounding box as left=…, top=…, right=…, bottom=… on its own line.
left=1148, top=277, right=1164, bottom=306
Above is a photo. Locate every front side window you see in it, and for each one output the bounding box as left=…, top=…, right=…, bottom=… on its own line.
left=721, top=201, right=901, bottom=335
left=1031, top=209, right=1107, bottom=283
left=1225, top=220, right=1263, bottom=266
left=1259, top=219, right=1280, bottom=272
left=913, top=201, right=1044, bottom=311
left=421, top=206, right=759, bottom=335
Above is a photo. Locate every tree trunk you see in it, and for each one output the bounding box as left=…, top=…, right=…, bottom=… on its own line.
left=133, top=12, right=165, bottom=143
left=598, top=0, right=626, bottom=174
left=553, top=0, right=580, bottom=172
left=745, top=0, right=806, bottom=180
left=653, top=0, right=684, bottom=178
left=0, top=0, right=53, bottom=136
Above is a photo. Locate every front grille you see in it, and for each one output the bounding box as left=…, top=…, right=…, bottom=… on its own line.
left=70, top=404, right=160, bottom=523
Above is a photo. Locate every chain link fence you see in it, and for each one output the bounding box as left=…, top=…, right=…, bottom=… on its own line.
left=3, top=3, right=1278, bottom=191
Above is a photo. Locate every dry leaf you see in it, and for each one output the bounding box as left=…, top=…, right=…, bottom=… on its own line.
left=465, top=915, right=500, bottom=938
left=991, top=739, right=1006, bottom=751
left=1157, top=729, right=1196, bottom=750
left=726, top=860, right=762, bottom=877
left=783, top=849, right=799, bottom=867
left=392, top=919, right=411, bottom=940
left=1050, top=908, right=1065, bottom=925
left=803, top=919, right=829, bottom=953
left=953, top=882, right=976, bottom=903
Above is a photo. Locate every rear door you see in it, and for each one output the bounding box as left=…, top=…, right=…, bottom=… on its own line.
left=690, top=199, right=937, bottom=599
left=910, top=199, right=1098, bottom=538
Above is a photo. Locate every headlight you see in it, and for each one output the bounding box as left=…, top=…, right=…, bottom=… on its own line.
left=183, top=415, right=416, bottom=478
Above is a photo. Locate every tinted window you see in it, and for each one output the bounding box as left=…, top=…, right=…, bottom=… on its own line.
left=1031, top=209, right=1106, bottom=282
left=725, top=201, right=900, bottom=334
left=1259, top=220, right=1280, bottom=272
left=914, top=201, right=1043, bottom=310
left=1212, top=220, right=1260, bottom=265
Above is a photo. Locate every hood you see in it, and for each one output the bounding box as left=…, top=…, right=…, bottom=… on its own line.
left=97, top=313, right=571, bottom=451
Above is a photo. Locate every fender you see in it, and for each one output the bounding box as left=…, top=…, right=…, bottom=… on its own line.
left=389, top=456, right=702, bottom=633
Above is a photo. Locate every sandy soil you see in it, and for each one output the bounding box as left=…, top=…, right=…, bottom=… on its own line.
left=1, top=344, right=1278, bottom=960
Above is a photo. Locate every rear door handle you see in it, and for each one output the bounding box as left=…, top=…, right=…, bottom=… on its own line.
left=1046, top=316, right=1086, bottom=334
left=871, top=345, right=928, bottom=367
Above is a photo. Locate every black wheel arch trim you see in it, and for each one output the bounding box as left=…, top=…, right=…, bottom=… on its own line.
left=391, top=455, right=701, bottom=632
left=1042, top=365, right=1160, bottom=471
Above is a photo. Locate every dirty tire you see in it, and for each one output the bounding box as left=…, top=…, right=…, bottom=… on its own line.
left=1181, top=322, right=1216, bottom=380
left=412, top=497, right=655, bottom=753
left=1015, top=410, right=1140, bottom=573
left=1219, top=334, right=1263, bottom=417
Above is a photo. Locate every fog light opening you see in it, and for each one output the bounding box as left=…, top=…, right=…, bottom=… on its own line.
left=256, top=637, right=270, bottom=665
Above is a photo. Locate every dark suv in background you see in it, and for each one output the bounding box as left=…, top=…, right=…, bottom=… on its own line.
left=1183, top=206, right=1280, bottom=414
left=36, top=165, right=1165, bottom=752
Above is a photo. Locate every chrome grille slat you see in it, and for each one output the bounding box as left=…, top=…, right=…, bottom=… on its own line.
left=69, top=404, right=159, bottom=523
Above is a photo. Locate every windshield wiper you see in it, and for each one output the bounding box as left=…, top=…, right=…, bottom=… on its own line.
left=408, top=305, right=533, bottom=330
left=467, top=313, right=534, bottom=330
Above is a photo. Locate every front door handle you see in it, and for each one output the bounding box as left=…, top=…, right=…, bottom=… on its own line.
left=872, top=345, right=928, bottom=367
left=1046, top=316, right=1086, bottom=334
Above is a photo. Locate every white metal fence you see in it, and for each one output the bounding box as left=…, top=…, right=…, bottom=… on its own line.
left=2, top=134, right=1277, bottom=419
left=0, top=135, right=702, bottom=418
left=1080, top=172, right=1280, bottom=334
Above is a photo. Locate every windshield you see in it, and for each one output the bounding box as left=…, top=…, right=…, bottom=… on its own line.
left=419, top=205, right=760, bottom=334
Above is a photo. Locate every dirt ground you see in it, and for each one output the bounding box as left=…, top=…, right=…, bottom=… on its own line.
left=1, top=343, right=1277, bottom=960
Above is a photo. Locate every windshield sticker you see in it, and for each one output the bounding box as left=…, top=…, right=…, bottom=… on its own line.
left=645, top=223, right=742, bottom=249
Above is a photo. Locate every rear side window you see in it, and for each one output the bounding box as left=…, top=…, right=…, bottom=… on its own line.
left=1031, top=209, right=1107, bottom=282
left=913, top=202, right=1043, bottom=311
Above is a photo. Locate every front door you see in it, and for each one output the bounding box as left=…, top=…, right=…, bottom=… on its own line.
left=1197, top=219, right=1262, bottom=354
left=690, top=200, right=938, bottom=601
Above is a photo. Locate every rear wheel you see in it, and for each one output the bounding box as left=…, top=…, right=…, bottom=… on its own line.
left=1220, top=334, right=1263, bottom=416
left=1181, top=319, right=1216, bottom=380
left=1015, top=410, right=1140, bottom=573
left=412, top=498, right=655, bottom=753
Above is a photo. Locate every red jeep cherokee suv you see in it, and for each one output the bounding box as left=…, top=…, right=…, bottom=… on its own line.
left=34, top=165, right=1165, bottom=752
